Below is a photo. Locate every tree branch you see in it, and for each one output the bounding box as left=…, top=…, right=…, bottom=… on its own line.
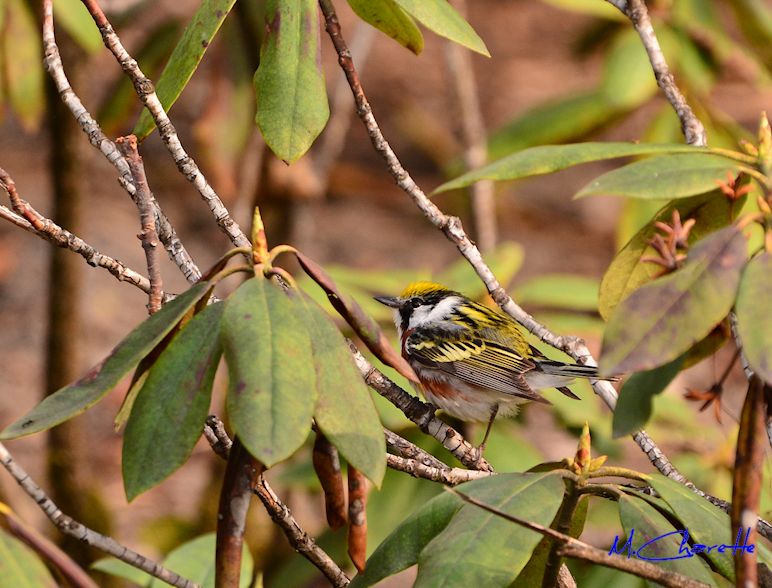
left=0, top=168, right=152, bottom=293
left=386, top=454, right=491, bottom=485
left=116, top=136, right=164, bottom=313
left=79, top=0, right=250, bottom=249
left=41, top=0, right=201, bottom=283
left=203, top=417, right=350, bottom=587
left=0, top=442, right=199, bottom=588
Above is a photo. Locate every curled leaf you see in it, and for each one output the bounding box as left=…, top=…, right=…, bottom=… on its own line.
left=313, top=433, right=347, bottom=530
left=295, top=252, right=418, bottom=383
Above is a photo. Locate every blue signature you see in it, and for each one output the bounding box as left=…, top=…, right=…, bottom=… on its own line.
left=609, top=527, right=755, bottom=561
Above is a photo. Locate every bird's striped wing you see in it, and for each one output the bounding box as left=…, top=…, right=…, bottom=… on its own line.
left=405, top=330, right=547, bottom=403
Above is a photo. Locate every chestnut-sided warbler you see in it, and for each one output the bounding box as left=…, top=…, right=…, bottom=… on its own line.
left=375, top=281, right=601, bottom=450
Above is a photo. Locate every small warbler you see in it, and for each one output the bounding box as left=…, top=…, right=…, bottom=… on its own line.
left=375, top=281, right=601, bottom=450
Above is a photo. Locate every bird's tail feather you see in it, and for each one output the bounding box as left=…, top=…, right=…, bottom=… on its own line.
left=535, top=360, right=601, bottom=378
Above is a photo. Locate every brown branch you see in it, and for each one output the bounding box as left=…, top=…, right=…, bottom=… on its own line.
left=203, top=417, right=350, bottom=587
left=448, top=487, right=711, bottom=588
left=215, top=438, right=262, bottom=588
left=605, top=0, right=707, bottom=146
left=445, top=0, right=496, bottom=252
left=731, top=375, right=767, bottom=587
left=386, top=454, right=491, bottom=485
left=0, top=506, right=98, bottom=588
left=0, top=169, right=152, bottom=293
left=116, top=136, right=163, bottom=313
left=0, top=442, right=199, bottom=588
left=41, top=0, right=201, bottom=283
left=79, top=0, right=250, bottom=250
left=349, top=345, right=493, bottom=472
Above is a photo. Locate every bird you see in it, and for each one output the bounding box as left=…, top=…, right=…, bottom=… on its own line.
left=374, top=281, right=602, bottom=453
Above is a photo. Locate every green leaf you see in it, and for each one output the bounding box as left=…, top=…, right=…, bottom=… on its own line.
left=92, top=557, right=153, bottom=586
left=122, top=302, right=224, bottom=501
left=612, top=355, right=684, bottom=438
left=617, top=494, right=718, bottom=586
left=0, top=530, right=57, bottom=587
left=350, top=491, right=462, bottom=587
left=434, top=143, right=702, bottom=193
left=221, top=279, right=316, bottom=466
left=0, top=283, right=210, bottom=440
left=392, top=0, right=489, bottom=56
left=487, top=91, right=624, bottom=161
left=601, top=28, right=660, bottom=109
left=133, top=0, right=238, bottom=141
left=650, top=474, right=739, bottom=581
left=513, top=274, right=598, bottom=312
left=347, top=0, right=423, bottom=54
left=149, top=533, right=253, bottom=588
left=254, top=0, right=330, bottom=163
left=415, top=472, right=564, bottom=587
left=301, top=295, right=385, bottom=486
left=576, top=153, right=747, bottom=200
left=600, top=226, right=747, bottom=375
left=3, top=0, right=45, bottom=132
left=52, top=0, right=102, bottom=53
left=599, top=190, right=740, bottom=320
left=735, top=251, right=772, bottom=385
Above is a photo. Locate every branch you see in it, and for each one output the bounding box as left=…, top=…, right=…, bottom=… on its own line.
left=116, top=136, right=163, bottom=313
left=445, top=0, right=496, bottom=252
left=0, top=442, right=199, bottom=588
left=606, top=0, right=706, bottom=146
left=448, top=487, right=710, bottom=588
left=215, top=438, right=262, bottom=588
left=349, top=345, right=493, bottom=472
left=0, top=169, right=152, bottom=293
left=41, top=0, right=201, bottom=284
left=383, top=428, right=449, bottom=470
left=203, top=417, right=350, bottom=587
left=386, top=454, right=491, bottom=485
left=79, top=0, right=250, bottom=250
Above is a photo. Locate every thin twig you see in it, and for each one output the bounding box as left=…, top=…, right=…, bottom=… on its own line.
left=448, top=487, right=710, bottom=588
left=79, top=0, right=250, bottom=250
left=41, top=0, right=201, bottom=283
left=445, top=0, right=496, bottom=252
left=383, top=428, right=448, bottom=471
left=116, top=136, right=163, bottom=313
left=386, top=454, right=491, bottom=485
left=0, top=169, right=152, bottom=293
left=349, top=345, right=493, bottom=472
left=0, top=442, right=199, bottom=588
left=203, top=417, right=350, bottom=587
left=605, top=0, right=706, bottom=146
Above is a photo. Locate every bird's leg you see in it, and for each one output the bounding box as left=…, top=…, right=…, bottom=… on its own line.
left=476, top=404, right=499, bottom=461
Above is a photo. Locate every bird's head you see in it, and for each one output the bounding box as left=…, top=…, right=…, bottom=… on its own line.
left=374, top=281, right=461, bottom=332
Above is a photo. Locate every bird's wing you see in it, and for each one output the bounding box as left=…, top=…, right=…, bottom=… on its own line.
left=405, top=329, right=548, bottom=403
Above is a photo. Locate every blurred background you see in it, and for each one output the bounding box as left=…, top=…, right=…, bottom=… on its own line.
left=0, top=0, right=770, bottom=585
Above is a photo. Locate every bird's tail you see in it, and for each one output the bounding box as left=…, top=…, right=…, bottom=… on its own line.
left=532, top=359, right=616, bottom=400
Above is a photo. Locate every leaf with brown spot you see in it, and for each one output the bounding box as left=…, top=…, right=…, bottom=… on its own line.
left=296, top=252, right=418, bottom=383
left=122, top=302, right=224, bottom=501
left=348, top=467, right=369, bottom=574
left=600, top=225, right=747, bottom=376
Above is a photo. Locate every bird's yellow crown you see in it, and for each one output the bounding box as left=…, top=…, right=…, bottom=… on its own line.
left=399, top=281, right=454, bottom=299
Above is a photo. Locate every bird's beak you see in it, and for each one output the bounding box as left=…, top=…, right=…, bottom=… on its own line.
left=373, top=295, right=401, bottom=309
